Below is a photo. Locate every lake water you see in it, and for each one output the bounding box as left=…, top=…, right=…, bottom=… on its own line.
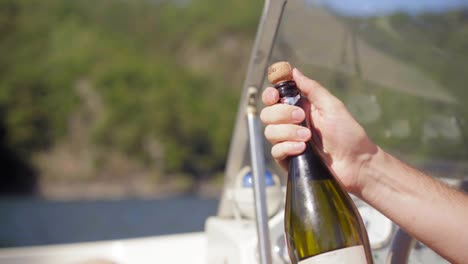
left=0, top=196, right=218, bottom=248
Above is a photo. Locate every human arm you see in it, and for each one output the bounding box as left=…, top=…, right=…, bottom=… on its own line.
left=360, top=147, right=468, bottom=264
left=260, top=68, right=468, bottom=264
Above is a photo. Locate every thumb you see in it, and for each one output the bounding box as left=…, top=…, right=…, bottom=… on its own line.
left=293, top=68, right=340, bottom=108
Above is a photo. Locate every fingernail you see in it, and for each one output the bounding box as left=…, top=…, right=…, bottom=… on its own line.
left=297, top=128, right=310, bottom=139
left=291, top=109, right=304, bottom=121
left=290, top=142, right=304, bottom=150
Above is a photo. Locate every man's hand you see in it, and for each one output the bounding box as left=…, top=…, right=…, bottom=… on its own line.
left=260, top=68, right=377, bottom=194
left=260, top=67, right=468, bottom=264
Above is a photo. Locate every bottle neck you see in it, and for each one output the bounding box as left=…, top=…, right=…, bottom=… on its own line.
left=275, top=81, right=300, bottom=106
left=290, top=142, right=331, bottom=181
left=275, top=80, right=332, bottom=181
left=275, top=81, right=306, bottom=128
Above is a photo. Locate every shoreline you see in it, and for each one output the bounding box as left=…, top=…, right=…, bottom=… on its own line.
left=38, top=178, right=223, bottom=200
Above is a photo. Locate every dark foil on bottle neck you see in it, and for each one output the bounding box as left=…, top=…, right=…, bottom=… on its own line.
left=290, top=142, right=331, bottom=181
left=274, top=81, right=333, bottom=181
left=274, top=81, right=299, bottom=100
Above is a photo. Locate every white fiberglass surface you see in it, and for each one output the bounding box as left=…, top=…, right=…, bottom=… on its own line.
left=0, top=232, right=206, bottom=264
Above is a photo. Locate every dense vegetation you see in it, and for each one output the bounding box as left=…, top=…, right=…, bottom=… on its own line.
left=1, top=0, right=467, bottom=195
left=348, top=11, right=468, bottom=161
left=0, top=0, right=262, bottom=194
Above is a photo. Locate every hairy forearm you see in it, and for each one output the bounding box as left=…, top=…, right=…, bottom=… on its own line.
left=357, top=147, right=468, bottom=264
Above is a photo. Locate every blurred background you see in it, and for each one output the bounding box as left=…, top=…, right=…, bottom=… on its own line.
left=0, top=0, right=262, bottom=247
left=1, top=0, right=468, bottom=253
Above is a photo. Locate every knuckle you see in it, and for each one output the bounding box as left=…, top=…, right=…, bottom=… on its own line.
left=264, top=125, right=273, bottom=138
left=271, top=144, right=282, bottom=158
left=333, top=99, right=346, bottom=110
left=289, top=127, right=298, bottom=139
left=309, top=79, right=321, bottom=88
left=259, top=108, right=269, bottom=123
left=261, top=90, right=271, bottom=105
left=262, top=87, right=277, bottom=105
left=270, top=145, right=278, bottom=158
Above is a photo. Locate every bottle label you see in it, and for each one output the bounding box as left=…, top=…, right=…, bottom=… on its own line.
left=298, top=245, right=367, bottom=264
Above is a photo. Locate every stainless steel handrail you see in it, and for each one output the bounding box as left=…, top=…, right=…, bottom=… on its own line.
left=217, top=1, right=290, bottom=262
left=246, top=87, right=273, bottom=264
left=219, top=0, right=288, bottom=218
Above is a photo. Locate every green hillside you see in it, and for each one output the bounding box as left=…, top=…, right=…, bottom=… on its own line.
left=1, top=0, right=467, bottom=197
left=0, top=0, right=262, bottom=196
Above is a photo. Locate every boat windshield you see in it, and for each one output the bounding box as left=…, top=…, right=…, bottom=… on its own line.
left=263, top=0, right=468, bottom=180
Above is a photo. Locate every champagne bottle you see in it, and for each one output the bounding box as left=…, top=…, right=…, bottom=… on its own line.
left=267, top=62, right=372, bottom=264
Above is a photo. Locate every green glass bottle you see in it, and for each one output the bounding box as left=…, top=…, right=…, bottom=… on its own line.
left=268, top=62, right=372, bottom=264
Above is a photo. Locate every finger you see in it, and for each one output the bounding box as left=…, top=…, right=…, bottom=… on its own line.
left=264, top=124, right=311, bottom=145
left=262, top=87, right=279, bottom=106
left=293, top=68, right=341, bottom=108
left=260, top=104, right=305, bottom=125
left=271, top=141, right=306, bottom=162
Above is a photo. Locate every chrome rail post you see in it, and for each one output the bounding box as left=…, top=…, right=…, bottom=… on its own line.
left=219, top=0, right=288, bottom=218
left=246, top=87, right=272, bottom=264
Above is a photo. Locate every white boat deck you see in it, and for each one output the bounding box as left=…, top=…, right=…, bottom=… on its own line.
left=0, top=232, right=206, bottom=264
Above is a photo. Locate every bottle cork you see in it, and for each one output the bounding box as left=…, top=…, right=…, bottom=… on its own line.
left=267, top=61, right=293, bottom=85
